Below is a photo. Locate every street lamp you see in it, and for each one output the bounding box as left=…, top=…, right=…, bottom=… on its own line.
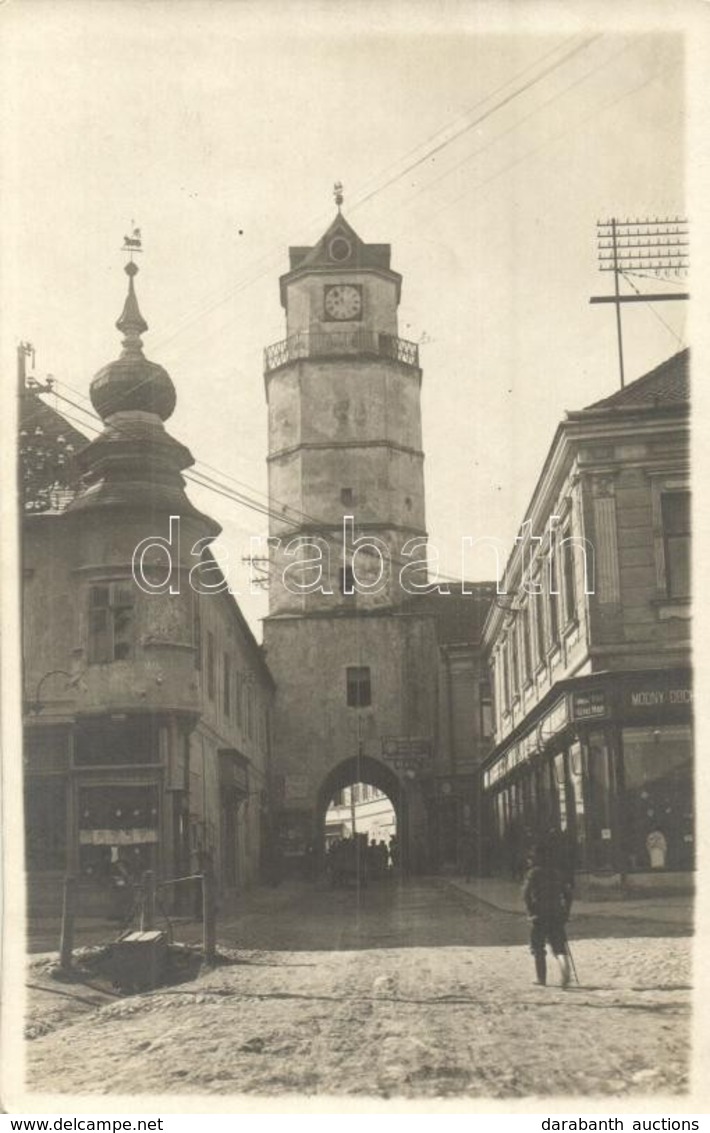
left=25, top=669, right=77, bottom=716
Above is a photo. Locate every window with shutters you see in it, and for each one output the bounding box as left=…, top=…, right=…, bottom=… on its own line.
left=662, top=491, right=691, bottom=598
left=223, top=653, right=231, bottom=717
left=206, top=631, right=215, bottom=700
left=561, top=529, right=578, bottom=626
left=548, top=549, right=560, bottom=644
left=480, top=682, right=493, bottom=739
left=88, top=582, right=135, bottom=664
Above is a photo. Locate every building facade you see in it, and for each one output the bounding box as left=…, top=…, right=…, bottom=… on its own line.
left=481, top=352, right=692, bottom=882
left=22, top=263, right=273, bottom=915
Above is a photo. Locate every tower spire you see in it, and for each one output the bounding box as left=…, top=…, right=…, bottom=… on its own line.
left=333, top=181, right=344, bottom=212
left=116, top=261, right=148, bottom=356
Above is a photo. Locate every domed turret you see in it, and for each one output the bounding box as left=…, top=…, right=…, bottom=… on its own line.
left=67, top=255, right=219, bottom=537
left=90, top=262, right=176, bottom=421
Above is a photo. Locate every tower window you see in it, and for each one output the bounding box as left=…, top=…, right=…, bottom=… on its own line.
left=88, top=582, right=134, bottom=664
left=328, top=235, right=352, bottom=262
left=341, top=487, right=354, bottom=507
left=341, top=566, right=355, bottom=595
left=346, top=666, right=371, bottom=708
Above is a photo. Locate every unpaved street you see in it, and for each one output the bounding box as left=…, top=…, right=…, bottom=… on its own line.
left=25, top=880, right=691, bottom=1100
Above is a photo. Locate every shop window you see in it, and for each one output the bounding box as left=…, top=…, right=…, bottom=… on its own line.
left=223, top=653, right=231, bottom=717
left=553, top=752, right=568, bottom=831
left=621, top=725, right=694, bottom=871
left=346, top=665, right=371, bottom=708
left=24, top=777, right=67, bottom=871
left=206, top=631, right=215, bottom=700
left=661, top=491, right=691, bottom=598
left=88, top=582, right=134, bottom=664
left=585, top=731, right=614, bottom=870
left=78, top=783, right=159, bottom=884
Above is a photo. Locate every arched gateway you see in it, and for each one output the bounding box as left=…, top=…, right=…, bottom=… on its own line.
left=316, top=755, right=407, bottom=854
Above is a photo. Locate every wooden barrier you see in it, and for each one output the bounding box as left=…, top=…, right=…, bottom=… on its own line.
left=59, top=875, right=77, bottom=971
left=140, top=870, right=156, bottom=932
left=202, top=858, right=217, bottom=964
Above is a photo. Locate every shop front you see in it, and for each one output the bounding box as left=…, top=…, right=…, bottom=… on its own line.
left=481, top=668, right=693, bottom=879
left=24, top=713, right=195, bottom=916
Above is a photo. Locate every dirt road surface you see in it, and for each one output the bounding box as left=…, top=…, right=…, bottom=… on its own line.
left=25, top=879, right=691, bottom=1101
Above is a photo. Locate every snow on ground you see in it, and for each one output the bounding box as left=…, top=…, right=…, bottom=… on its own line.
left=25, top=936, right=690, bottom=1101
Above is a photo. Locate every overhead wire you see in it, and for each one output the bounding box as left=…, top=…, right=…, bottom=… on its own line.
left=26, top=384, right=478, bottom=591
left=149, top=33, right=608, bottom=356
left=375, top=33, right=647, bottom=243
left=19, top=38, right=682, bottom=597
left=621, top=273, right=686, bottom=350
left=350, top=33, right=603, bottom=213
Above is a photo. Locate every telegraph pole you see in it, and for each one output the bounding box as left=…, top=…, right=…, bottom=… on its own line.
left=591, top=217, right=689, bottom=389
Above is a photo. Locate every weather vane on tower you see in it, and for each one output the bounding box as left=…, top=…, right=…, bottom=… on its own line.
left=122, top=221, right=143, bottom=262
left=333, top=182, right=344, bottom=211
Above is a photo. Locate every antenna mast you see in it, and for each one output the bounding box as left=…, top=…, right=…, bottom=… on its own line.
left=590, top=217, right=689, bottom=388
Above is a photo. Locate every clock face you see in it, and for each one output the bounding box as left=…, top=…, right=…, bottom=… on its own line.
left=324, top=284, right=362, bottom=321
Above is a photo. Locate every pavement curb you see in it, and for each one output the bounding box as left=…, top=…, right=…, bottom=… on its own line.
left=442, top=877, right=694, bottom=930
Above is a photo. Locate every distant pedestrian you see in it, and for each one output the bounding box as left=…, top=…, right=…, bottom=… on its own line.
left=522, top=842, right=573, bottom=988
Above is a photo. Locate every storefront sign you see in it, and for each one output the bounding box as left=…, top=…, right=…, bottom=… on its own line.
left=382, top=736, right=432, bottom=761
left=572, top=690, right=607, bottom=719
left=622, top=673, right=693, bottom=714
left=284, top=774, right=308, bottom=801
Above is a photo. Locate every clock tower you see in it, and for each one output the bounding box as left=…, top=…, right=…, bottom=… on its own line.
left=264, top=203, right=426, bottom=613
left=262, top=199, right=435, bottom=866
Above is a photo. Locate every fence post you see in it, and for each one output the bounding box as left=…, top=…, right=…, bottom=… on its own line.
left=141, top=870, right=156, bottom=932
left=59, top=875, right=77, bottom=971
left=202, top=857, right=217, bottom=964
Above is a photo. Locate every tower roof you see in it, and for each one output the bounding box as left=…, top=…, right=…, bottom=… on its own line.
left=280, top=212, right=402, bottom=306
left=67, top=259, right=219, bottom=534
left=90, top=262, right=176, bottom=421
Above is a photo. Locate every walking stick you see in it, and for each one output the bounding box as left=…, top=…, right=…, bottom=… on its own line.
left=565, top=937, right=580, bottom=985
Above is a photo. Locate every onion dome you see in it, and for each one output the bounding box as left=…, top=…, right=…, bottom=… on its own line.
left=90, top=262, right=176, bottom=421
left=67, top=258, right=220, bottom=537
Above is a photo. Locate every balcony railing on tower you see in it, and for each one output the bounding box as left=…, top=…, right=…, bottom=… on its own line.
left=264, top=330, right=420, bottom=374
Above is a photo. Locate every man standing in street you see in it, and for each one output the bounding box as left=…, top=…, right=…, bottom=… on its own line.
left=522, top=839, right=573, bottom=988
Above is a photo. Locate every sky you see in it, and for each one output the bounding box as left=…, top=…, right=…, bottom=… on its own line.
left=1, top=0, right=700, bottom=638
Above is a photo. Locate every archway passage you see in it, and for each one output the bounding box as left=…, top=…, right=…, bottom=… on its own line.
left=324, top=782, right=396, bottom=848
left=315, top=755, right=407, bottom=875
